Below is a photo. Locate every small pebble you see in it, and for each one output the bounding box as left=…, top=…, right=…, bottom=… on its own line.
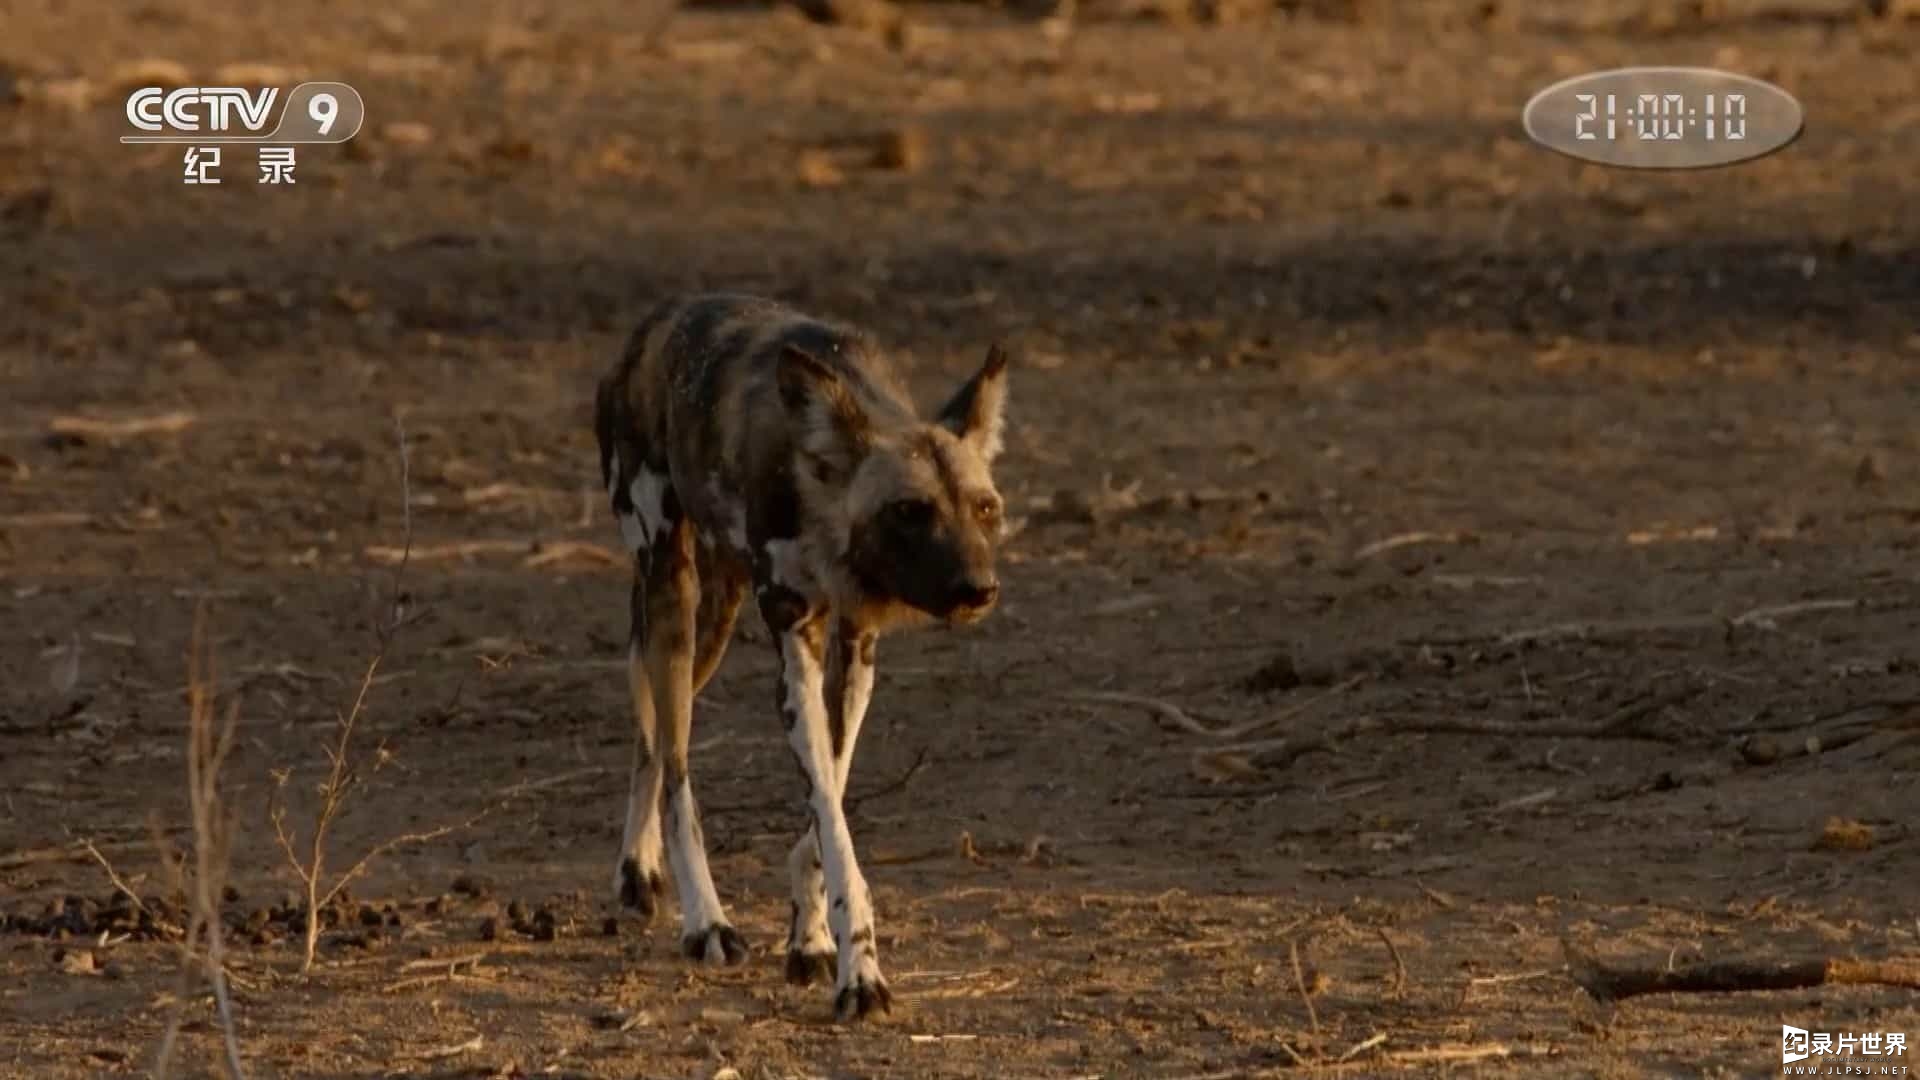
left=530, top=909, right=558, bottom=942
left=55, top=948, right=97, bottom=975
left=451, top=874, right=493, bottom=899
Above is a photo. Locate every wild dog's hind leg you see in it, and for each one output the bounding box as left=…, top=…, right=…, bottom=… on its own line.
left=785, top=620, right=877, bottom=989
left=690, top=545, right=746, bottom=696
left=613, top=520, right=742, bottom=926
left=615, top=562, right=668, bottom=919
left=651, top=517, right=748, bottom=965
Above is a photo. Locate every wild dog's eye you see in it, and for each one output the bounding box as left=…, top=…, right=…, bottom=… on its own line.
left=973, top=497, right=1001, bottom=522
left=885, top=498, right=934, bottom=529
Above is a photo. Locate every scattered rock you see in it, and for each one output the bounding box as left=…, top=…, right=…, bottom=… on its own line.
left=213, top=62, right=293, bottom=86
left=381, top=121, right=434, bottom=146
left=1195, top=0, right=1272, bottom=23
left=883, top=18, right=938, bottom=52
left=107, top=58, right=191, bottom=92
left=1240, top=650, right=1301, bottom=694
left=55, top=947, right=98, bottom=975
left=528, top=908, right=558, bottom=942
left=1813, top=817, right=1875, bottom=852
left=479, top=134, right=538, bottom=164
left=33, top=77, right=97, bottom=112
left=1738, top=734, right=1782, bottom=766
left=790, top=0, right=902, bottom=33
left=1855, top=452, right=1887, bottom=487
left=871, top=127, right=927, bottom=172
left=795, top=149, right=844, bottom=188
left=479, top=24, right=543, bottom=61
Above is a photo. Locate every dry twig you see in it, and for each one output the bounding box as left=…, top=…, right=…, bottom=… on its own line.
left=1388, top=1043, right=1555, bottom=1065
left=1352, top=530, right=1465, bottom=560
left=49, top=410, right=197, bottom=439
left=1565, top=940, right=1920, bottom=1003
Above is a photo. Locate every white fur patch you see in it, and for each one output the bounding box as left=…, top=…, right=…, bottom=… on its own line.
left=617, top=468, right=670, bottom=552
left=664, top=782, right=729, bottom=944
left=762, top=538, right=811, bottom=593
left=787, top=833, right=833, bottom=957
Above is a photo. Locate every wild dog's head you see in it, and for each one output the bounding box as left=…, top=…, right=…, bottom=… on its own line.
left=778, top=343, right=1011, bottom=627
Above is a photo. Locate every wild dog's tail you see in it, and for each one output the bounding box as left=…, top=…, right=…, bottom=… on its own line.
left=596, top=297, right=683, bottom=496
left=593, top=370, right=619, bottom=497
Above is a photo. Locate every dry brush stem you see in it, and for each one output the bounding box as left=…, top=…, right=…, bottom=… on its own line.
left=1068, top=675, right=1362, bottom=744
left=269, top=414, right=458, bottom=974
left=151, top=601, right=247, bottom=1080
left=1481, top=596, right=1870, bottom=648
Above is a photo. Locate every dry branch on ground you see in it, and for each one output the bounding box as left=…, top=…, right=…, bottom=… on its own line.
left=1566, top=941, right=1920, bottom=1003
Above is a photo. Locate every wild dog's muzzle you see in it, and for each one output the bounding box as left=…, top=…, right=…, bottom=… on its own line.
left=942, top=573, right=1000, bottom=622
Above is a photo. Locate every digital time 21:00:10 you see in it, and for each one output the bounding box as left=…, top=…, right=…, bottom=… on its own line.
left=1576, top=93, right=1748, bottom=141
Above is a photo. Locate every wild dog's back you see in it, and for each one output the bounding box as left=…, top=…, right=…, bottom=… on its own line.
left=595, top=293, right=917, bottom=552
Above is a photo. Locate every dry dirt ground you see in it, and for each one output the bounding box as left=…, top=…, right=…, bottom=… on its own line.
left=3, top=1, right=1919, bottom=1077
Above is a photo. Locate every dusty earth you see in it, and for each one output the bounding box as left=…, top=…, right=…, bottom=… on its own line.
left=3, top=1, right=1919, bottom=1077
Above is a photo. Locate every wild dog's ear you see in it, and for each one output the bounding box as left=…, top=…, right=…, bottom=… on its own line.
left=777, top=344, right=870, bottom=474
left=935, top=343, right=1010, bottom=463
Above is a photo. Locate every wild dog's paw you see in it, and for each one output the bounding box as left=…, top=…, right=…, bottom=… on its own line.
left=681, top=923, right=750, bottom=966
left=833, top=973, right=893, bottom=1022
left=616, top=858, right=666, bottom=921
left=784, top=947, right=836, bottom=987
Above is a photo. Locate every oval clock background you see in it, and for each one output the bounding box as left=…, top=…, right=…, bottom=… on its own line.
left=1522, top=66, right=1804, bottom=170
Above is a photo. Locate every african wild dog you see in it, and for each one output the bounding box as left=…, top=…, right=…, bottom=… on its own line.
left=593, top=293, right=1011, bottom=1021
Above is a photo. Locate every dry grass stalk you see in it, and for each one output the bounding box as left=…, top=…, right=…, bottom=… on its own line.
left=1376, top=927, right=1407, bottom=999
left=1288, top=937, right=1321, bottom=1044
left=151, top=600, right=247, bottom=1080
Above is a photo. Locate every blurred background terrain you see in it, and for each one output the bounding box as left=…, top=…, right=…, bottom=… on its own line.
left=1, top=0, right=1918, bottom=1076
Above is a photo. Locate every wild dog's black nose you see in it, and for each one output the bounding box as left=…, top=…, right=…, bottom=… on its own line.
left=950, top=577, right=999, bottom=611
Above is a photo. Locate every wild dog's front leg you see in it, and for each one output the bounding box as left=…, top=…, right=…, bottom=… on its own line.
left=650, top=519, right=748, bottom=966
left=786, top=620, right=877, bottom=988
left=774, top=615, right=890, bottom=1020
